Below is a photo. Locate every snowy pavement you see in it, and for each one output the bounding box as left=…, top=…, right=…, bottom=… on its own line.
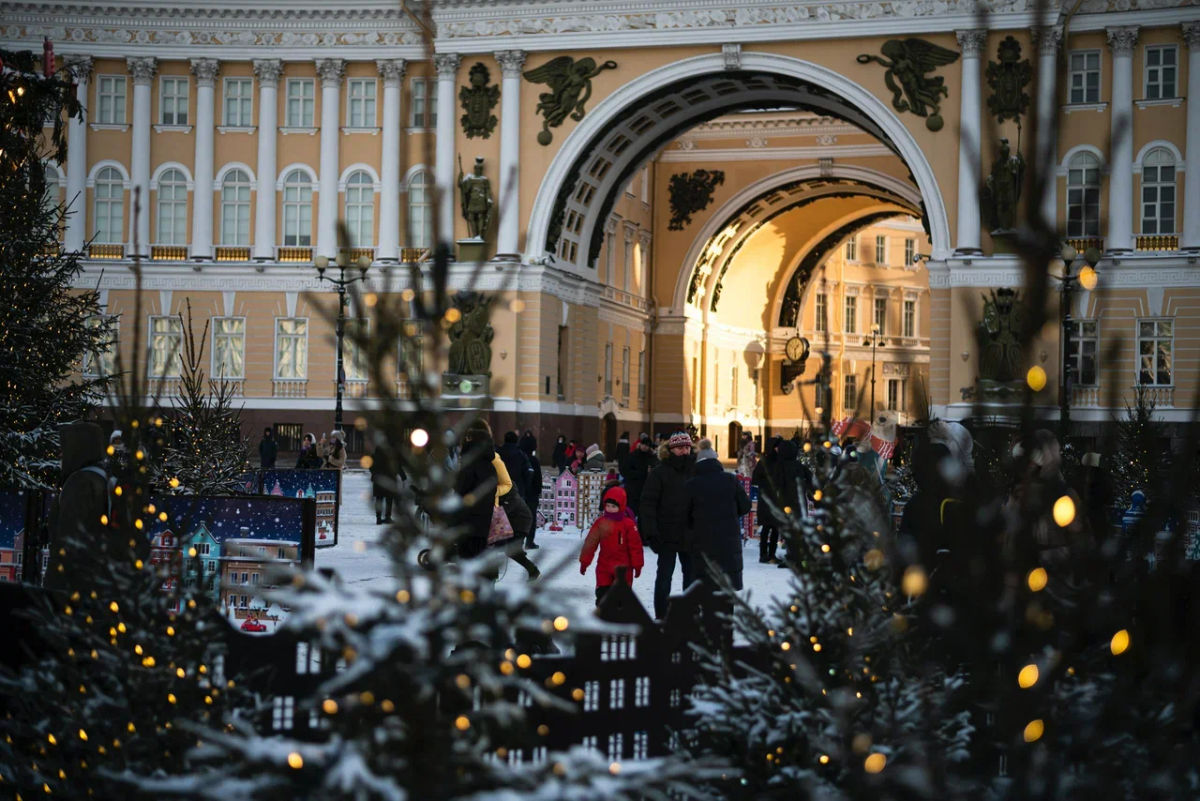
left=315, top=470, right=797, bottom=622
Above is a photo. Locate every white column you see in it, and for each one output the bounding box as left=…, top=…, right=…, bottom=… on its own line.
left=434, top=53, right=460, bottom=247
left=252, top=59, right=282, bottom=261
left=63, top=56, right=92, bottom=254
left=954, top=30, right=986, bottom=254
left=127, top=56, right=157, bottom=257
left=1182, top=23, right=1200, bottom=249
left=376, top=59, right=406, bottom=262
left=1107, top=26, right=1139, bottom=252
left=495, top=50, right=526, bottom=258
left=315, top=58, right=345, bottom=260
left=189, top=58, right=219, bottom=260
left=1034, top=26, right=1062, bottom=227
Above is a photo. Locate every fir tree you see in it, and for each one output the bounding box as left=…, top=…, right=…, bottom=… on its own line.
left=1110, top=386, right=1165, bottom=509
left=0, top=45, right=112, bottom=488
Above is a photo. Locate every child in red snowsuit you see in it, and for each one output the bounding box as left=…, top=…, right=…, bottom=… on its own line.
left=580, top=486, right=644, bottom=605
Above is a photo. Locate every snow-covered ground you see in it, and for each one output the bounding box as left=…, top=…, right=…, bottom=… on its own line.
left=315, top=470, right=797, bottom=623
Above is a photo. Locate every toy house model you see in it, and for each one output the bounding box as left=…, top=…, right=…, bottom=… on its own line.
left=540, top=475, right=556, bottom=513
left=183, top=522, right=222, bottom=604
left=576, top=471, right=607, bottom=532
left=554, top=471, right=578, bottom=529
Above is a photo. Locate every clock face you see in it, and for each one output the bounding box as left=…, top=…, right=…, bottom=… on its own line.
left=785, top=336, right=806, bottom=362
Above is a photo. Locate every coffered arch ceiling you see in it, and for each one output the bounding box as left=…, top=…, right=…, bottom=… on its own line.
left=527, top=52, right=952, bottom=270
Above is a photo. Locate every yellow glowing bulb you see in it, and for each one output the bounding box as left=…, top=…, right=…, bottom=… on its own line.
left=551, top=671, right=566, bottom=686
left=135, top=450, right=144, bottom=460
left=100, top=514, right=108, bottom=525
left=167, top=693, right=177, bottom=704
left=455, top=715, right=470, bottom=731
left=553, top=616, right=569, bottom=632
left=78, top=729, right=88, bottom=741
left=1026, top=365, right=1047, bottom=392
left=609, top=762, right=621, bottom=775
left=1023, top=719, right=1044, bottom=742
left=863, top=753, right=886, bottom=773
left=47, top=733, right=57, bottom=745
left=1110, top=629, right=1130, bottom=655
left=109, top=601, right=119, bottom=613
left=516, top=654, right=532, bottom=669
left=410, top=428, right=430, bottom=448
left=820, top=543, right=831, bottom=553
left=287, top=751, right=303, bottom=769
left=1027, top=567, right=1048, bottom=592
left=166, top=626, right=175, bottom=636
left=1018, top=664, right=1039, bottom=689
left=159, top=512, right=167, bottom=521
left=1078, top=265, right=1098, bottom=290
left=819, top=754, right=830, bottom=764
left=901, top=566, right=928, bottom=597
left=322, top=699, right=338, bottom=715
left=396, top=590, right=410, bottom=603
left=1052, top=495, right=1076, bottom=527
left=113, top=485, right=123, bottom=496
left=813, top=490, right=823, bottom=502
left=780, top=641, right=791, bottom=651
left=455, top=674, right=471, bottom=689
left=169, top=477, right=180, bottom=489
left=176, top=668, right=186, bottom=678
left=812, top=643, right=822, bottom=652
left=188, top=547, right=197, bottom=557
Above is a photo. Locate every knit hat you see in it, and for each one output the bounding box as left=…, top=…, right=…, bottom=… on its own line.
left=109, top=429, right=123, bottom=442
left=667, top=431, right=692, bottom=449
left=585, top=443, right=601, bottom=458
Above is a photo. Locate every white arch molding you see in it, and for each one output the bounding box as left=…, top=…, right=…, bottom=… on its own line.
left=525, top=52, right=953, bottom=268
left=670, top=163, right=925, bottom=312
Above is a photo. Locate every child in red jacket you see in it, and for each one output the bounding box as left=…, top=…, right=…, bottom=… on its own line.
left=580, top=486, right=644, bottom=605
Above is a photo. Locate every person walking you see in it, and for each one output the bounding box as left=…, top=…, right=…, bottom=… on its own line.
left=751, top=436, right=782, bottom=563
left=685, top=444, right=752, bottom=591
left=518, top=431, right=544, bottom=549
left=623, top=434, right=658, bottom=516
left=616, top=431, right=631, bottom=478
left=497, top=431, right=533, bottom=507
left=322, top=430, right=347, bottom=470
left=370, top=445, right=404, bottom=524
left=551, top=435, right=568, bottom=474
left=580, top=486, right=644, bottom=605
left=296, top=433, right=322, bottom=469
left=639, top=431, right=697, bottom=620
left=454, top=420, right=499, bottom=560
left=258, top=427, right=278, bottom=469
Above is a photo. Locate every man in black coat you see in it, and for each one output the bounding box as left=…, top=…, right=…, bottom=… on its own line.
left=686, top=445, right=752, bottom=591
left=518, top=431, right=544, bottom=549
left=623, top=434, right=658, bottom=516
left=751, top=436, right=782, bottom=562
left=258, top=427, right=278, bottom=469
left=497, top=431, right=533, bottom=502
left=639, top=431, right=696, bottom=619
left=454, top=421, right=499, bottom=560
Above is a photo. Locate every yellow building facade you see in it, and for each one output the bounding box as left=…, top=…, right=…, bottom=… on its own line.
left=6, top=1, right=1197, bottom=453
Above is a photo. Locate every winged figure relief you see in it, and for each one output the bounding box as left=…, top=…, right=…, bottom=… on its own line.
left=523, top=56, right=618, bottom=145
left=857, top=39, right=960, bottom=130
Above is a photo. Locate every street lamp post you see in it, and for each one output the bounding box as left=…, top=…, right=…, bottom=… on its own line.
left=863, top=323, right=882, bottom=416
left=312, top=253, right=373, bottom=435
left=1053, top=244, right=1101, bottom=437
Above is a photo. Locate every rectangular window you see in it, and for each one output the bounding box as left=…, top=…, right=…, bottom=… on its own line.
left=875, top=235, right=886, bottom=264
left=815, top=293, right=827, bottom=332
left=347, top=78, right=377, bottom=127
left=286, top=78, right=315, bottom=127
left=275, top=318, right=308, bottom=379
left=1067, top=160, right=1101, bottom=237
left=223, top=77, right=253, bottom=126
left=903, top=299, right=916, bottom=338
left=904, top=238, right=915, bottom=266
left=212, top=317, right=246, bottom=379
left=621, top=346, right=630, bottom=401
left=637, top=350, right=646, bottom=402
left=1144, top=44, right=1177, bottom=100
left=155, top=178, right=188, bottom=246
left=149, top=316, right=183, bottom=378
left=221, top=174, right=252, bottom=246
left=1068, top=50, right=1101, bottom=104
left=1064, top=319, right=1098, bottom=387
left=410, top=78, right=437, bottom=127
left=160, top=76, right=189, bottom=125
left=887, top=378, right=899, bottom=411
left=96, top=75, right=126, bottom=124
left=342, top=318, right=369, bottom=382
left=873, top=297, right=887, bottom=334
left=843, top=373, right=858, bottom=410
left=1136, top=319, right=1172, bottom=386
left=82, top=315, right=118, bottom=378
left=604, top=343, right=613, bottom=396
left=844, top=237, right=857, bottom=261
left=844, top=295, right=857, bottom=334
left=1141, top=159, right=1176, bottom=235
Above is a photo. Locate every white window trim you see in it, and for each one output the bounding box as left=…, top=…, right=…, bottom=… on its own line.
left=215, top=161, right=258, bottom=190
left=1135, top=317, right=1174, bottom=388
left=284, top=77, right=316, bottom=128
left=1141, top=43, right=1178, bottom=101
left=150, top=162, right=195, bottom=192
left=211, top=316, right=247, bottom=380
left=1066, top=318, right=1099, bottom=388
left=276, top=163, right=319, bottom=190
left=221, top=76, right=255, bottom=128
left=407, top=77, right=436, bottom=130
left=95, top=73, right=127, bottom=125
left=341, top=318, right=371, bottom=382
left=148, top=315, right=184, bottom=378
left=1132, top=140, right=1184, bottom=174
left=87, top=160, right=131, bottom=188
left=1067, top=48, right=1102, bottom=106
left=273, top=317, right=310, bottom=381
left=158, top=75, right=190, bottom=126
left=345, top=77, right=378, bottom=129
left=337, top=164, right=382, bottom=192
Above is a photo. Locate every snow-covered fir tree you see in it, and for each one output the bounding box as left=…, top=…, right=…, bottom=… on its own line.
left=0, top=45, right=112, bottom=488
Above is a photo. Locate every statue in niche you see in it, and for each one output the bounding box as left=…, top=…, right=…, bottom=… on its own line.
left=459, top=62, right=499, bottom=139
left=523, top=55, right=618, bottom=145
left=668, top=169, right=725, bottom=230
left=977, top=287, right=1026, bottom=383
left=447, top=292, right=494, bottom=377
left=982, top=138, right=1025, bottom=233
left=458, top=155, right=495, bottom=240
left=986, top=36, right=1032, bottom=126
left=857, top=39, right=959, bottom=130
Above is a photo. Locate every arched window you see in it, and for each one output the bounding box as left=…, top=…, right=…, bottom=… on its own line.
left=1140, top=148, right=1176, bottom=235
left=281, top=169, right=313, bottom=247
left=42, top=165, right=63, bottom=214
left=1066, top=152, right=1101, bottom=238
left=93, top=167, right=124, bottom=244
left=407, top=170, right=432, bottom=249
left=344, top=171, right=374, bottom=248
left=220, top=168, right=252, bottom=246
left=155, top=168, right=188, bottom=245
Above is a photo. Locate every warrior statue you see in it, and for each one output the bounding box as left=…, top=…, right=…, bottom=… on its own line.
left=458, top=155, right=495, bottom=240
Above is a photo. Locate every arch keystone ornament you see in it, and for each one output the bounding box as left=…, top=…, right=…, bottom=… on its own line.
left=856, top=39, right=959, bottom=131
left=523, top=55, right=618, bottom=145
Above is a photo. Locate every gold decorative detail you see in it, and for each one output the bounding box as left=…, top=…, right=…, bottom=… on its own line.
left=151, top=245, right=188, bottom=261
left=1064, top=237, right=1103, bottom=253
left=1135, top=234, right=1177, bottom=251
left=214, top=246, right=251, bottom=261
left=88, top=243, right=124, bottom=259
left=277, top=247, right=313, bottom=263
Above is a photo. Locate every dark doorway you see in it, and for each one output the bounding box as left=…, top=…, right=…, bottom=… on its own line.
left=601, top=413, right=617, bottom=459
left=727, top=421, right=743, bottom=459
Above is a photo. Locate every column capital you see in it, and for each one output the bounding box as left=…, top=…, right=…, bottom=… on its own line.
left=637, top=229, right=652, bottom=248
left=1106, top=26, right=1139, bottom=56
left=1032, top=25, right=1063, bottom=56
left=252, top=58, right=284, bottom=87
left=63, top=54, right=93, bottom=82
left=376, top=58, right=407, bottom=86
left=315, top=58, right=346, bottom=86
left=1182, top=21, right=1200, bottom=49
left=494, top=50, right=527, bottom=77
left=955, top=29, right=988, bottom=57
left=126, top=56, right=158, bottom=84
left=604, top=216, right=618, bottom=235
left=190, top=58, right=220, bottom=87
left=433, top=53, right=461, bottom=78
left=622, top=221, right=637, bottom=242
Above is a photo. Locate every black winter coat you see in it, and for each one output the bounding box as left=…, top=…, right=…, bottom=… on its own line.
left=639, top=452, right=694, bottom=551
left=685, top=458, right=751, bottom=589
left=454, top=437, right=498, bottom=559
left=622, top=447, right=658, bottom=514
left=497, top=442, right=533, bottom=501
left=518, top=441, right=543, bottom=517
left=500, top=490, right=533, bottom=539
left=258, top=436, right=278, bottom=469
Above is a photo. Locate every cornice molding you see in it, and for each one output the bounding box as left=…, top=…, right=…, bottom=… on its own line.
left=659, top=143, right=894, bottom=163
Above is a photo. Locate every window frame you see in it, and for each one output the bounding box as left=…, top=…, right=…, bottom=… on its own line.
left=154, top=167, right=189, bottom=246
left=409, top=78, right=437, bottom=128
left=220, top=168, right=253, bottom=246
left=148, top=315, right=184, bottom=378
left=211, top=316, right=247, bottom=380
left=1068, top=49, right=1102, bottom=105
left=637, top=349, right=646, bottom=403
left=281, top=170, right=314, bottom=247
left=274, top=317, right=309, bottom=380
left=621, top=346, right=630, bottom=402
left=844, top=237, right=857, bottom=262
left=814, top=292, right=827, bottom=333
left=407, top=169, right=432, bottom=249
left=96, top=74, right=127, bottom=125
left=873, top=296, right=887, bottom=335
left=842, top=372, right=858, bottom=410
left=874, top=235, right=886, bottom=265
left=222, top=77, right=254, bottom=127
left=904, top=237, right=915, bottom=266
left=82, top=314, right=118, bottom=378
left=1135, top=318, right=1173, bottom=387
left=92, top=166, right=125, bottom=245
left=1143, top=44, right=1178, bottom=100
left=346, top=78, right=378, bottom=128
left=1064, top=319, right=1098, bottom=388
left=344, top=170, right=375, bottom=248
left=604, top=343, right=613, bottom=396
left=1066, top=152, right=1102, bottom=238
left=843, top=295, right=857, bottom=335
left=159, top=75, right=190, bottom=126
left=285, top=78, right=315, bottom=128
left=903, top=298, right=916, bottom=338
left=341, top=317, right=370, bottom=383
left=1139, top=148, right=1176, bottom=235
